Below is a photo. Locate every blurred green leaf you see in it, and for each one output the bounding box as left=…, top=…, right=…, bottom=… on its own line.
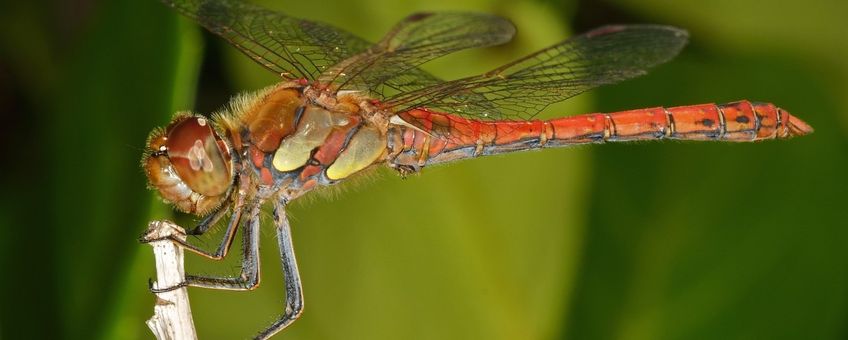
left=40, top=1, right=201, bottom=339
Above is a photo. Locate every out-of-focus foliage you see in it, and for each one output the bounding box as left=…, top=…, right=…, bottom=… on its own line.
left=0, top=0, right=845, bottom=339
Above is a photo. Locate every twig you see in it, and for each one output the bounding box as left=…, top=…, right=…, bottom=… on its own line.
left=143, top=220, right=198, bottom=340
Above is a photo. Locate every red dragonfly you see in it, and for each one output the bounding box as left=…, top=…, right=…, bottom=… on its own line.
left=141, top=0, right=813, bottom=338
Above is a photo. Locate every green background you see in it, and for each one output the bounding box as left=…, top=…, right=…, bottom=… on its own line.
left=1, top=0, right=846, bottom=339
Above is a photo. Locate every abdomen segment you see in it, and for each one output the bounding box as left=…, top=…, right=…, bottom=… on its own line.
left=388, top=100, right=812, bottom=168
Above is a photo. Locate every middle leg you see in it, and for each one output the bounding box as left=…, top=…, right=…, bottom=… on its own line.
left=151, top=202, right=262, bottom=292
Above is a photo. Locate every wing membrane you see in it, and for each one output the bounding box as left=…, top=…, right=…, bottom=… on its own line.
left=384, top=25, right=689, bottom=120
left=320, top=12, right=515, bottom=97
left=162, top=0, right=372, bottom=79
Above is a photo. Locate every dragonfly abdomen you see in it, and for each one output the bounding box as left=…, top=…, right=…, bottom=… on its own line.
left=388, top=101, right=812, bottom=169
left=545, top=100, right=812, bottom=144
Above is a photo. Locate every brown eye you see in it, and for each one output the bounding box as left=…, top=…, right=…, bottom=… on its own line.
left=165, top=117, right=232, bottom=196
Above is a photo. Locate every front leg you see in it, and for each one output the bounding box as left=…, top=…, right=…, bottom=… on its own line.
left=255, top=198, right=304, bottom=339
left=142, top=174, right=249, bottom=260
left=185, top=203, right=227, bottom=236
left=140, top=197, right=244, bottom=261
left=151, top=202, right=262, bottom=293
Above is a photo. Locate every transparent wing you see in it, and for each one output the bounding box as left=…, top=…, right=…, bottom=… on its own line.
left=384, top=25, right=689, bottom=120
left=162, top=0, right=372, bottom=80
left=319, top=12, right=515, bottom=98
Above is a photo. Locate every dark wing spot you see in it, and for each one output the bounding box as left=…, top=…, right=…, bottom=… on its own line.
left=735, top=115, right=750, bottom=123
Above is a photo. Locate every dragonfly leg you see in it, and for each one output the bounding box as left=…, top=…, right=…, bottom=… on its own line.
left=142, top=173, right=249, bottom=260
left=255, top=199, right=304, bottom=339
left=140, top=196, right=245, bottom=261
left=150, top=202, right=262, bottom=293
left=186, top=203, right=228, bottom=236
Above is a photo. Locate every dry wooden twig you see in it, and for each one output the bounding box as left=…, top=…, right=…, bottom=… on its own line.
left=142, top=220, right=198, bottom=340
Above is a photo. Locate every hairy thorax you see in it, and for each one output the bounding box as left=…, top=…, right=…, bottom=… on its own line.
left=218, top=82, right=392, bottom=202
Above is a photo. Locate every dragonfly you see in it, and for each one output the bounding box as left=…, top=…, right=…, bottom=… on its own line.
left=141, top=0, right=813, bottom=338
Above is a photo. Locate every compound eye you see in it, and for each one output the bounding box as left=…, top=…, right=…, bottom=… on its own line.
left=165, top=117, right=232, bottom=196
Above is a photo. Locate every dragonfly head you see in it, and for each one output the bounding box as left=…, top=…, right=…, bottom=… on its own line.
left=143, top=114, right=234, bottom=215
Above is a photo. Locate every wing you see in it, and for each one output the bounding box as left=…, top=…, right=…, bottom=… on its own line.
left=162, top=0, right=372, bottom=80
left=318, top=12, right=515, bottom=98
left=384, top=25, right=689, bottom=120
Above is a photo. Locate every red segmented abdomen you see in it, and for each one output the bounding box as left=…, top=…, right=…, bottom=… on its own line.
left=388, top=100, right=812, bottom=168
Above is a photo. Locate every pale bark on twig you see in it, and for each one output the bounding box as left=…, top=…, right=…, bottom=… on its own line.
left=143, top=220, right=198, bottom=340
